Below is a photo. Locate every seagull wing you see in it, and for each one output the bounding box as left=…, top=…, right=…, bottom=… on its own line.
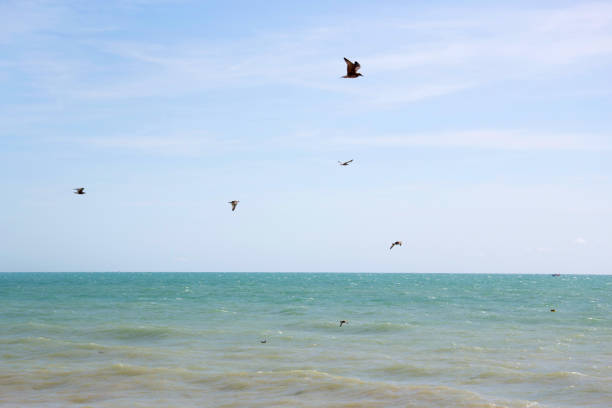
left=346, top=159, right=353, bottom=164
left=344, top=57, right=355, bottom=74
left=353, top=61, right=361, bottom=72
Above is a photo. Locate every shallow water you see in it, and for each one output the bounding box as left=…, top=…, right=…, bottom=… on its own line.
left=1, top=273, right=611, bottom=407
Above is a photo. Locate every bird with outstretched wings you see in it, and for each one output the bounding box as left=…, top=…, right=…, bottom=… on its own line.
left=342, top=58, right=363, bottom=78
left=390, top=241, right=402, bottom=250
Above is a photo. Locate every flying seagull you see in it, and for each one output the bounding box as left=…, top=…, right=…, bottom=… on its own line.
left=342, top=58, right=363, bottom=78
left=338, top=159, right=353, bottom=166
left=73, top=187, right=85, bottom=195
left=260, top=338, right=267, bottom=343
left=390, top=241, right=402, bottom=250
left=339, top=320, right=348, bottom=327
left=228, top=200, right=239, bottom=211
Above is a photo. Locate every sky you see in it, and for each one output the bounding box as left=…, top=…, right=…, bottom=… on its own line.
left=1, top=0, right=611, bottom=273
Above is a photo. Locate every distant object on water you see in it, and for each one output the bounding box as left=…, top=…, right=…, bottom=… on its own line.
left=342, top=58, right=363, bottom=78
left=390, top=241, right=402, bottom=250
left=339, top=320, right=348, bottom=327
left=550, top=309, right=556, bottom=312
left=73, top=187, right=85, bottom=195
left=260, top=338, right=267, bottom=344
left=338, top=159, right=353, bottom=166
left=551, top=273, right=561, bottom=277
left=228, top=200, right=239, bottom=211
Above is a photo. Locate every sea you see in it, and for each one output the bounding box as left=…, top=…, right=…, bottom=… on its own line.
left=1, top=273, right=610, bottom=408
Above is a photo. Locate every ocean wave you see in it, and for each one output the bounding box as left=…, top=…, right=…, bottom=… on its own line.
left=278, top=306, right=307, bottom=315
left=2, top=321, right=68, bottom=335
left=465, top=369, right=596, bottom=385
left=201, top=369, right=543, bottom=408
left=0, top=336, right=56, bottom=345
left=104, top=363, right=193, bottom=377
left=304, top=321, right=413, bottom=333
left=3, top=323, right=197, bottom=343
left=541, top=371, right=590, bottom=379
left=0, top=366, right=546, bottom=408
left=434, top=345, right=489, bottom=353
left=94, top=325, right=187, bottom=340
left=0, top=336, right=161, bottom=357
left=354, top=322, right=415, bottom=333
left=373, top=363, right=438, bottom=377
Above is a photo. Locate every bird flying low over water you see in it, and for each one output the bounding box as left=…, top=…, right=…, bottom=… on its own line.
left=338, top=159, right=353, bottom=166
left=73, top=188, right=85, bottom=195
left=339, top=320, right=348, bottom=327
left=390, top=241, right=402, bottom=250
left=228, top=200, right=239, bottom=211
left=342, top=58, right=362, bottom=78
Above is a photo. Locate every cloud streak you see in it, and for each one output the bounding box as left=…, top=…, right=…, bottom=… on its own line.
left=333, top=129, right=612, bottom=151
left=5, top=2, right=612, bottom=106
left=574, top=237, right=587, bottom=245
left=74, top=133, right=241, bottom=155
left=64, top=128, right=612, bottom=155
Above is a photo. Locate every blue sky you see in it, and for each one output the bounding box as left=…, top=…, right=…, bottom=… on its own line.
left=1, top=0, right=611, bottom=273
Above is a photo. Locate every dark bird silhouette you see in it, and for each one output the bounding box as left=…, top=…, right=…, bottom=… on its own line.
left=390, top=241, right=402, bottom=250
left=339, top=320, right=348, bottom=327
left=550, top=309, right=556, bottom=312
left=260, top=338, right=267, bottom=343
left=73, top=187, right=85, bottom=195
left=338, top=159, right=354, bottom=166
left=228, top=200, right=239, bottom=211
left=342, top=58, right=363, bottom=78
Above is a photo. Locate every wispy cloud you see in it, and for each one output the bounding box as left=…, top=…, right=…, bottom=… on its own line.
left=0, top=0, right=65, bottom=43
left=73, top=127, right=612, bottom=155
left=6, top=2, right=612, bottom=106
left=332, top=129, right=612, bottom=151
left=3, top=1, right=612, bottom=155
left=76, top=133, right=240, bottom=155
left=574, top=237, right=587, bottom=245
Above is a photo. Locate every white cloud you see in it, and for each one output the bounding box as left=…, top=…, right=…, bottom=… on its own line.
left=0, top=1, right=65, bottom=43
left=77, top=133, right=240, bottom=155
left=574, top=237, right=588, bottom=245
left=60, top=127, right=612, bottom=155
left=7, top=2, right=612, bottom=106
left=332, top=129, right=612, bottom=151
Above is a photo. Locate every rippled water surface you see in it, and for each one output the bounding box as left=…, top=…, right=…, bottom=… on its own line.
left=1, top=273, right=611, bottom=407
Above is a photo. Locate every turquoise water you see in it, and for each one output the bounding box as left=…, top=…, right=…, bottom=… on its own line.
left=1, top=273, right=611, bottom=407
